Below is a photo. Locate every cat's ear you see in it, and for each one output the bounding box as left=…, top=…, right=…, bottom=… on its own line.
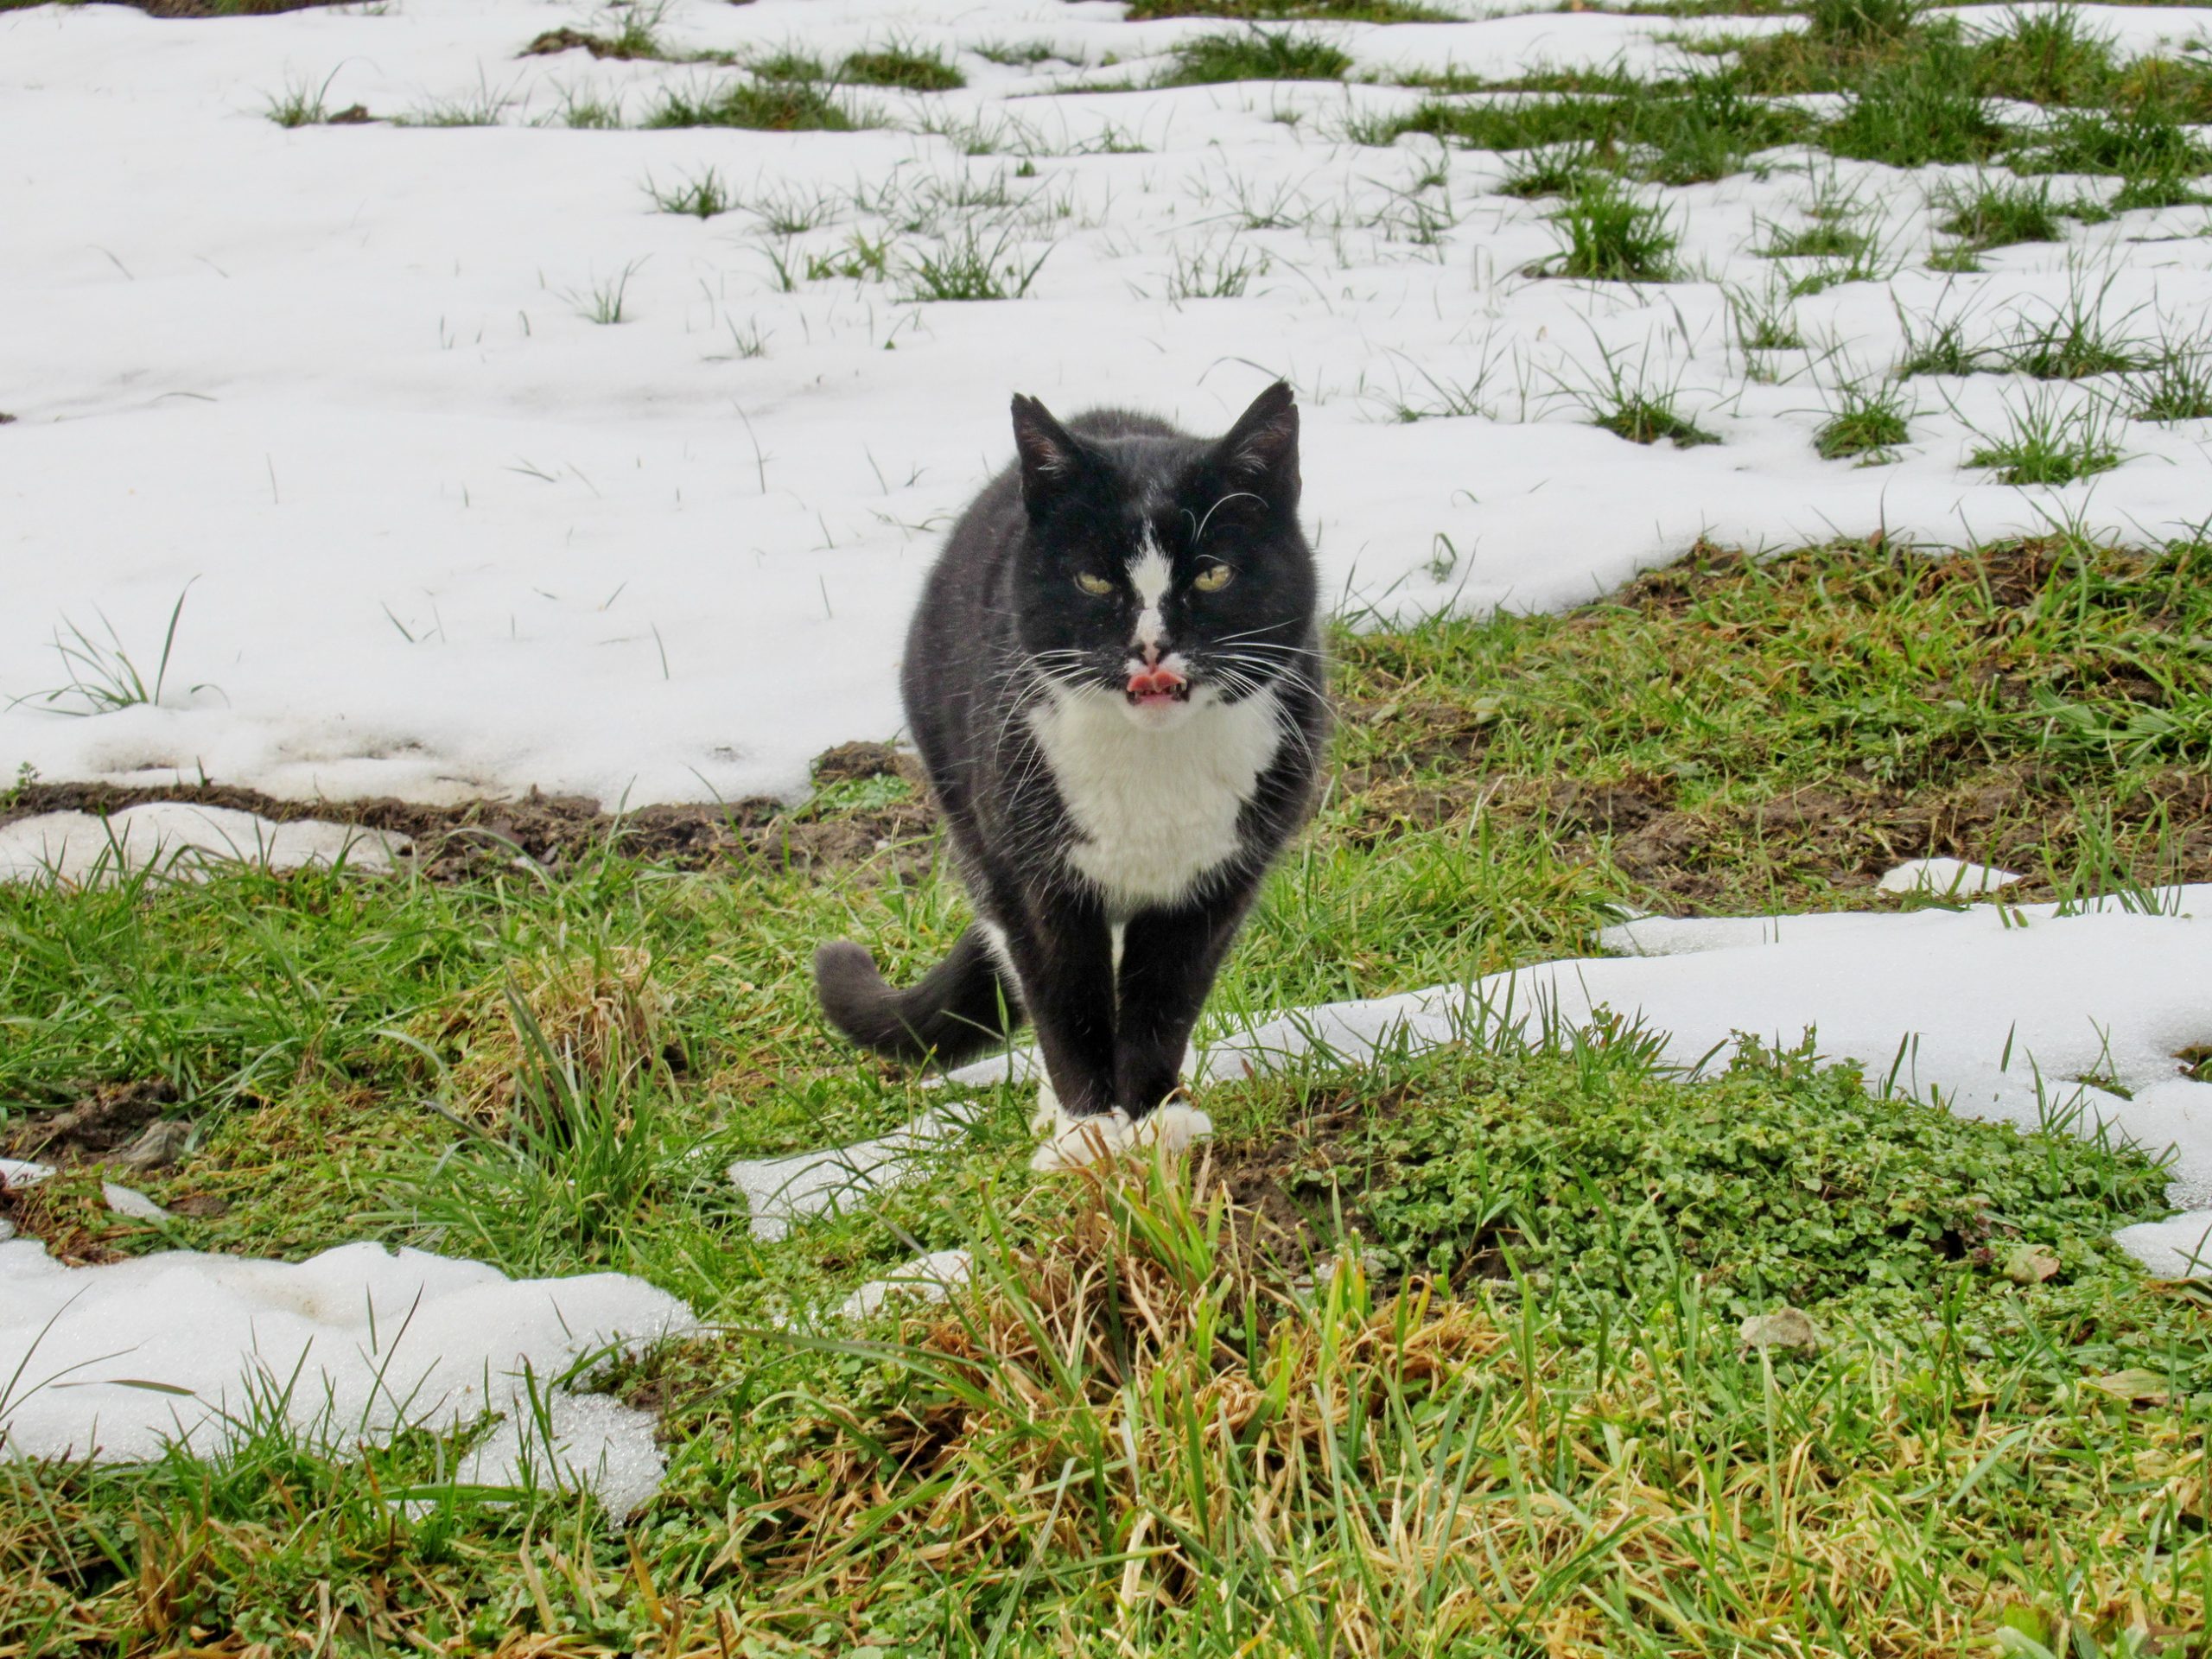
left=1212, top=381, right=1300, bottom=507
left=1011, top=393, right=1089, bottom=512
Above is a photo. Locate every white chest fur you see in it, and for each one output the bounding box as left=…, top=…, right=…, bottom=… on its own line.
left=1027, top=686, right=1283, bottom=915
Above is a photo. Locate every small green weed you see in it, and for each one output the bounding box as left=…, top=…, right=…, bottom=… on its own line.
left=397, top=73, right=519, bottom=128
left=1760, top=218, right=1869, bottom=259
left=264, top=69, right=340, bottom=128
left=1497, top=144, right=1597, bottom=198
left=902, top=224, right=1050, bottom=301
left=1804, top=0, right=1920, bottom=49
left=12, top=586, right=203, bottom=719
left=566, top=261, right=643, bottom=324
left=969, top=39, right=1073, bottom=68
left=1729, top=284, right=1803, bottom=352
left=2014, top=100, right=2211, bottom=205
left=644, top=168, right=731, bottom=219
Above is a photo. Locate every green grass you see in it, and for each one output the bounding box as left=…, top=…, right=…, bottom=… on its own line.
left=1825, top=35, right=2008, bottom=165
left=839, top=43, right=965, bottom=92
left=645, top=77, right=868, bottom=131
left=1158, top=29, right=1353, bottom=86
left=8, top=535, right=2212, bottom=1652
left=1815, top=376, right=1911, bottom=461
left=2130, top=332, right=2212, bottom=421
left=1965, top=389, right=2126, bottom=484
left=644, top=167, right=732, bottom=219
left=1759, top=218, right=1869, bottom=259
left=900, top=224, right=1051, bottom=301
left=1974, top=1, right=2120, bottom=105
left=1544, top=176, right=1677, bottom=280
left=1363, top=80, right=1807, bottom=185
left=263, top=70, right=340, bottom=128
left=1125, top=0, right=1451, bottom=19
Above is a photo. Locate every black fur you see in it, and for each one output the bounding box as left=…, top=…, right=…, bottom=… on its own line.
left=814, top=383, right=1329, bottom=1122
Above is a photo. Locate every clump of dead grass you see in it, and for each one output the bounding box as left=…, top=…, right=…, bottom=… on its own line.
left=426, top=944, right=665, bottom=1124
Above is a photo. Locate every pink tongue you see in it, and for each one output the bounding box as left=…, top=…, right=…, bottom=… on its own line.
left=1128, top=666, right=1185, bottom=700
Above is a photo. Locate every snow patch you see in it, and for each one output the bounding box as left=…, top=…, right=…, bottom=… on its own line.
left=1877, top=857, right=2022, bottom=897
left=0, top=1240, right=694, bottom=1511
left=0, top=804, right=409, bottom=887
left=837, top=1248, right=973, bottom=1322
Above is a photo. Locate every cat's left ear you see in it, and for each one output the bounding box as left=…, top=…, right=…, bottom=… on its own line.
left=1211, top=381, right=1300, bottom=508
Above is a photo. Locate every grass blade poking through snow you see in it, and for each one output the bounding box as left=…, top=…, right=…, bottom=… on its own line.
left=1544, top=176, right=1677, bottom=282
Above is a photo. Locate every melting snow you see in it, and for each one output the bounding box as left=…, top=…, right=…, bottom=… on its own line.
left=0, top=803, right=409, bottom=887
left=0, top=1240, right=694, bottom=1513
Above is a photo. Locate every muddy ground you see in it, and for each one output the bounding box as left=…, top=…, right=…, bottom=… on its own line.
left=2, top=741, right=934, bottom=883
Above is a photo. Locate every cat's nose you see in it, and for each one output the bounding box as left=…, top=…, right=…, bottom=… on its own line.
left=1140, top=642, right=1162, bottom=667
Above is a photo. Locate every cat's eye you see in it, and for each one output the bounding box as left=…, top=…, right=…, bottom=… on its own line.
left=1193, top=563, right=1234, bottom=593
left=1076, top=572, right=1115, bottom=597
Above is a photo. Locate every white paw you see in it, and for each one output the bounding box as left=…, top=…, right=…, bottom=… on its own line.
left=1027, top=1076, right=1061, bottom=1135
left=1027, top=1100, right=1213, bottom=1172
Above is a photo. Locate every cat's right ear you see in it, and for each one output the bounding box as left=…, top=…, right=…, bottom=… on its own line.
left=1011, top=393, right=1086, bottom=513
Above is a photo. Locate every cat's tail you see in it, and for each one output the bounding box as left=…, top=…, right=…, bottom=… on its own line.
left=813, top=927, right=1024, bottom=1067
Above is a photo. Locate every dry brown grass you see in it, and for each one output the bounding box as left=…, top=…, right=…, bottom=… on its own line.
left=427, top=945, right=667, bottom=1124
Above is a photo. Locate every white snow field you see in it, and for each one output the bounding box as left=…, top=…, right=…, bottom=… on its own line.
left=6, top=0, right=2212, bottom=805
left=731, top=879, right=2212, bottom=1276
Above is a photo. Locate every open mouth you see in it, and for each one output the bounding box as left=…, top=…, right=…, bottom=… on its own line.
left=1125, top=666, right=1191, bottom=708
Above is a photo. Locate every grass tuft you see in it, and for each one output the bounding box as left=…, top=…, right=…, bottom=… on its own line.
left=646, top=76, right=865, bottom=131
left=1544, top=176, right=1677, bottom=282
left=1974, top=2, right=2118, bottom=106
left=1126, top=0, right=1449, bottom=19
left=1825, top=36, right=2005, bottom=165
left=1815, top=375, right=1912, bottom=461
left=1966, top=388, right=2125, bottom=484
left=1932, top=174, right=2077, bottom=248
left=901, top=224, right=1050, bottom=301
left=1996, top=272, right=2151, bottom=380
left=644, top=167, right=732, bottom=219
left=1160, top=29, right=1353, bottom=86
left=840, top=43, right=965, bottom=92
left=2126, top=330, right=2212, bottom=421
left=264, top=69, right=340, bottom=128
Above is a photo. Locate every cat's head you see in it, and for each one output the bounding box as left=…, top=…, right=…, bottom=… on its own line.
left=1008, top=382, right=1317, bottom=729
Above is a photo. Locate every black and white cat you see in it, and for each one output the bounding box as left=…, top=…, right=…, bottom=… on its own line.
left=815, top=383, right=1328, bottom=1167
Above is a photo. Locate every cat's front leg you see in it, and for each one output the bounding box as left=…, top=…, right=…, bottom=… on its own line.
left=1114, top=897, right=1245, bottom=1119
left=992, top=892, right=1118, bottom=1133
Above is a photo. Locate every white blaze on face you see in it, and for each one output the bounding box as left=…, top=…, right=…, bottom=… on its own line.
left=1128, top=529, right=1173, bottom=660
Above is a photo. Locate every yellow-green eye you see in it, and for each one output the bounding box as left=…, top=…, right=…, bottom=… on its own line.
left=1193, top=563, right=1234, bottom=593
left=1076, top=572, right=1114, bottom=597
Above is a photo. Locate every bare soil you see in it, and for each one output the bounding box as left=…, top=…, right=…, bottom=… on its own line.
left=2, top=742, right=938, bottom=883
